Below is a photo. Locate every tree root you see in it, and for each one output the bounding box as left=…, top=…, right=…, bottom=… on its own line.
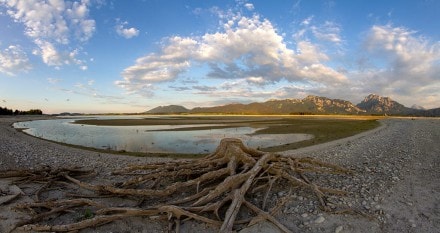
left=3, top=138, right=353, bottom=232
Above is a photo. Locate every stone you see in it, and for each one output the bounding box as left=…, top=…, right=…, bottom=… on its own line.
left=335, top=225, right=344, bottom=233
left=314, top=216, right=325, bottom=224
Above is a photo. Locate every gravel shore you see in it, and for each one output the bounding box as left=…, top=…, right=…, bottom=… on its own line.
left=1, top=116, right=439, bottom=233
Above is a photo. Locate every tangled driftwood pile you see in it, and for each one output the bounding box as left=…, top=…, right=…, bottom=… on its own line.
left=1, top=138, right=352, bottom=233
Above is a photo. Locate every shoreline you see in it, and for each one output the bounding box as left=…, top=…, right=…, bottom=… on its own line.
left=0, top=116, right=173, bottom=172
left=8, top=115, right=381, bottom=158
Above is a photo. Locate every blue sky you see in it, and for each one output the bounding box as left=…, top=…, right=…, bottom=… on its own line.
left=1, top=0, right=439, bottom=114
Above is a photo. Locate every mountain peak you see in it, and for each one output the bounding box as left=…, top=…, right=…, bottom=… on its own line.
left=146, top=105, right=189, bottom=114
left=304, top=95, right=321, bottom=100
left=364, top=94, right=392, bottom=102
left=357, top=94, right=410, bottom=114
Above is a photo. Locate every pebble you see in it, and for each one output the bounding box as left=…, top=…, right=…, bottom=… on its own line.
left=301, top=213, right=308, bottom=218
left=314, top=216, right=325, bottom=224
left=409, top=219, right=417, bottom=228
left=335, top=225, right=343, bottom=233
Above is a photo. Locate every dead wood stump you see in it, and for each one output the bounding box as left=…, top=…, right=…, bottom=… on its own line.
left=4, top=138, right=352, bottom=233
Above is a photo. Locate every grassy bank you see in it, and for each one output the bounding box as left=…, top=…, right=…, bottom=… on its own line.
left=255, top=118, right=380, bottom=152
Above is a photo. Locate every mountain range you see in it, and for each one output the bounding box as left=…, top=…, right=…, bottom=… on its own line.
left=145, top=94, right=440, bottom=117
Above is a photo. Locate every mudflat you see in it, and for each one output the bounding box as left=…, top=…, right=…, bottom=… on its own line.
left=0, top=116, right=439, bottom=233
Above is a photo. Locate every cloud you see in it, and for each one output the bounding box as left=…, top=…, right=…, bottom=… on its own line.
left=116, top=36, right=197, bottom=96
left=311, top=21, right=342, bottom=43
left=244, top=3, right=254, bottom=11
left=337, top=24, right=440, bottom=108
left=193, top=84, right=274, bottom=99
left=115, top=19, right=140, bottom=39
left=32, top=39, right=87, bottom=68
left=192, top=85, right=217, bottom=92
left=295, top=16, right=342, bottom=44
left=1, top=0, right=95, bottom=68
left=168, top=85, right=192, bottom=91
left=33, top=40, right=63, bottom=66
left=366, top=25, right=440, bottom=77
left=47, top=77, right=62, bottom=84
left=301, top=16, right=313, bottom=26
left=117, top=14, right=346, bottom=96
left=246, top=76, right=266, bottom=85
left=0, top=45, right=32, bottom=76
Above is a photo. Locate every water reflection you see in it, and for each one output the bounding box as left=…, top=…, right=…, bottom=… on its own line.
left=14, top=117, right=313, bottom=154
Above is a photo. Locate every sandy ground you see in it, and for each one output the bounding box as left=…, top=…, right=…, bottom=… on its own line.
left=0, top=116, right=439, bottom=233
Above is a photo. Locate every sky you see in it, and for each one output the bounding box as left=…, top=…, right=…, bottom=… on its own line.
left=0, top=0, right=439, bottom=114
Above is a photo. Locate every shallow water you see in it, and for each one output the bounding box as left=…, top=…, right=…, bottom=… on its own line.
left=13, top=116, right=313, bottom=154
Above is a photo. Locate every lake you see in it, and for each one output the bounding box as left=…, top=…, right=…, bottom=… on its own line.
left=13, top=116, right=313, bottom=154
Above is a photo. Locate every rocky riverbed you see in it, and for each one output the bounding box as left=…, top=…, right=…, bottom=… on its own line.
left=1, top=116, right=439, bottom=233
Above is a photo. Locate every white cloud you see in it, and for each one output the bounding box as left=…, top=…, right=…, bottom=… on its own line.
left=295, top=16, right=342, bottom=44
left=244, top=3, right=254, bottom=11
left=116, top=36, right=197, bottom=96
left=311, top=21, right=342, bottom=43
left=345, top=24, right=440, bottom=108
left=115, top=20, right=140, bottom=39
left=366, top=25, right=440, bottom=76
left=117, top=14, right=346, bottom=96
left=301, top=16, right=313, bottom=26
left=32, top=39, right=87, bottom=68
left=246, top=76, right=266, bottom=85
left=34, top=40, right=63, bottom=66
left=47, top=77, right=61, bottom=84
left=0, top=0, right=95, bottom=69
left=364, top=25, right=440, bottom=105
left=194, top=82, right=274, bottom=99
left=0, top=45, right=32, bottom=76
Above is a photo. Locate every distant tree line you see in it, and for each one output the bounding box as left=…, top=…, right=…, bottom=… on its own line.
left=0, top=106, right=43, bottom=115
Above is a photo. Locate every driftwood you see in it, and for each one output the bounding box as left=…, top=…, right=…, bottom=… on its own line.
left=3, top=138, right=352, bottom=233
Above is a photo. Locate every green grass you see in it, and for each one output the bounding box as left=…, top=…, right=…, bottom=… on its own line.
left=253, top=118, right=380, bottom=152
